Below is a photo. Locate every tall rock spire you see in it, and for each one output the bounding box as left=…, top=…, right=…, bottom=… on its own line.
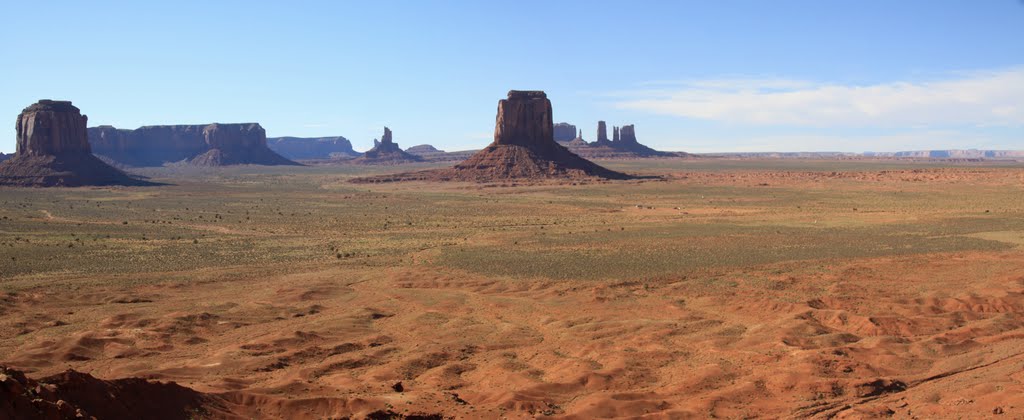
left=596, top=121, right=609, bottom=144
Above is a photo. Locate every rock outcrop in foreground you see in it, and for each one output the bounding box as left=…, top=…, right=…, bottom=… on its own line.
left=0, top=365, right=444, bottom=420
left=352, top=91, right=630, bottom=182
left=0, top=100, right=152, bottom=187
left=89, top=123, right=298, bottom=167
left=0, top=365, right=222, bottom=420
left=266, top=136, right=357, bottom=160
left=351, top=127, right=422, bottom=164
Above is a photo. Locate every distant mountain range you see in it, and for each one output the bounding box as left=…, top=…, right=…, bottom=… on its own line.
left=864, top=150, right=1024, bottom=159
left=703, top=150, right=1024, bottom=160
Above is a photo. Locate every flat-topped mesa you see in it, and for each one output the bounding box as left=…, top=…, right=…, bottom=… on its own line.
left=493, top=90, right=555, bottom=151
left=266, top=136, right=356, bottom=160
left=190, top=123, right=298, bottom=166
left=16, top=99, right=91, bottom=156
left=553, top=122, right=577, bottom=142
left=88, top=123, right=298, bottom=166
left=1, top=100, right=152, bottom=186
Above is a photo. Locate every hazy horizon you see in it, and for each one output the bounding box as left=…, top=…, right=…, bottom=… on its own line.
left=2, top=1, right=1022, bottom=154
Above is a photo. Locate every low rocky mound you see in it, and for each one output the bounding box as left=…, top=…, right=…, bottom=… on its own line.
left=0, top=154, right=154, bottom=187
left=351, top=127, right=422, bottom=164
left=0, top=153, right=10, bottom=163
left=0, top=100, right=153, bottom=187
left=444, top=141, right=626, bottom=181
left=403, top=144, right=479, bottom=162
left=352, top=91, right=632, bottom=183
left=559, top=128, right=590, bottom=148
left=405, top=144, right=443, bottom=155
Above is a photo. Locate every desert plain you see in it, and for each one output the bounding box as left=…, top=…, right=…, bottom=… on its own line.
left=2, top=159, right=1024, bottom=419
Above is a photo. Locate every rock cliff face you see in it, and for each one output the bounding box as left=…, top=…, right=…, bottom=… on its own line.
left=352, top=127, right=421, bottom=164
left=0, top=100, right=151, bottom=186
left=88, top=123, right=298, bottom=166
left=553, top=122, right=577, bottom=142
left=492, top=92, right=556, bottom=148
left=618, top=125, right=635, bottom=144
left=15, top=100, right=92, bottom=156
left=266, top=136, right=356, bottom=160
left=352, top=91, right=629, bottom=182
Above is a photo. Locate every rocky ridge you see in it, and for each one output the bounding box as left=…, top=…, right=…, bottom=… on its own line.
left=89, top=123, right=298, bottom=167
left=266, top=136, right=357, bottom=160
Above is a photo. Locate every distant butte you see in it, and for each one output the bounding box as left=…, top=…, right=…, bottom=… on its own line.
left=553, top=122, right=577, bottom=142
left=351, top=127, right=422, bottom=164
left=352, top=90, right=633, bottom=183
left=0, top=100, right=153, bottom=187
left=560, top=121, right=677, bottom=158
left=266, top=136, right=358, bottom=160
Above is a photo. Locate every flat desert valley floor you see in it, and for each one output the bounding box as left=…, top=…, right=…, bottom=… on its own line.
left=2, top=159, right=1024, bottom=419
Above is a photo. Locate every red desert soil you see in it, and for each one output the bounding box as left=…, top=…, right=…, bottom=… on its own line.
left=2, top=164, right=1023, bottom=418
left=2, top=253, right=1023, bottom=418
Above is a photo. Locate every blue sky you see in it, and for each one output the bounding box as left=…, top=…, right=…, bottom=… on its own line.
left=2, top=1, right=1022, bottom=153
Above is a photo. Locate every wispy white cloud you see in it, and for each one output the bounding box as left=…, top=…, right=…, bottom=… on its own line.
left=615, top=67, right=1024, bottom=127
left=671, top=130, right=1004, bottom=154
